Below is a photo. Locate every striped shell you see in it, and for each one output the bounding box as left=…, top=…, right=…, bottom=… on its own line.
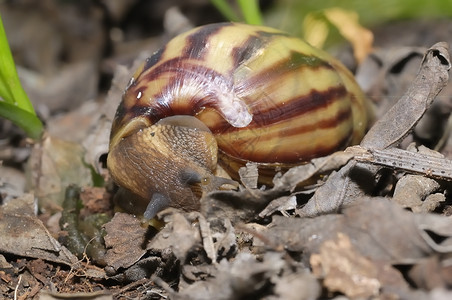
left=107, top=22, right=371, bottom=218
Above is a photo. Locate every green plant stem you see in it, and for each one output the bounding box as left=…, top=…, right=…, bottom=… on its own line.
left=237, top=0, right=263, bottom=25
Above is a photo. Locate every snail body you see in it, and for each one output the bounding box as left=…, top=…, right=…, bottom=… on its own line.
left=107, top=22, right=371, bottom=219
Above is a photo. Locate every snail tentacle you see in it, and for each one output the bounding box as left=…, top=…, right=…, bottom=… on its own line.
left=144, top=193, right=170, bottom=220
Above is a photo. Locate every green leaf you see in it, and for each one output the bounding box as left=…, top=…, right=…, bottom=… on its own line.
left=0, top=15, right=35, bottom=113
left=0, top=14, right=43, bottom=140
left=0, top=101, right=43, bottom=140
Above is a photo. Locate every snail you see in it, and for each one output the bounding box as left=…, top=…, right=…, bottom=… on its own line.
left=107, top=22, right=372, bottom=220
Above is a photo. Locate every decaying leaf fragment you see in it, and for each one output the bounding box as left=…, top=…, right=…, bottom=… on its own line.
left=310, top=232, right=407, bottom=299
left=171, top=252, right=290, bottom=300
left=392, top=174, right=443, bottom=212
left=203, top=151, right=355, bottom=223
left=0, top=193, right=79, bottom=267
left=248, top=197, right=452, bottom=298
left=260, top=198, right=452, bottom=264
left=25, top=135, right=93, bottom=212
left=103, top=213, right=148, bottom=273
left=103, top=210, right=237, bottom=282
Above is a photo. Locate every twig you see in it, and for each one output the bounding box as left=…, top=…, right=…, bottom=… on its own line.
left=112, top=278, right=151, bottom=296
left=349, top=146, right=452, bottom=181
left=14, top=275, right=22, bottom=300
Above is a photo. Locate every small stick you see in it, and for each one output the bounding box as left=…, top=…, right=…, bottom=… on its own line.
left=349, top=146, right=452, bottom=181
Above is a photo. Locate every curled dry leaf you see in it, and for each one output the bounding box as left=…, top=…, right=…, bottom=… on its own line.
left=361, top=41, right=450, bottom=149
left=259, top=195, right=297, bottom=218
left=82, top=65, right=131, bottom=173
left=392, top=174, right=442, bottom=212
left=147, top=212, right=201, bottom=262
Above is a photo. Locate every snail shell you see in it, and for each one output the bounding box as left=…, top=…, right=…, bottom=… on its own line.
left=107, top=22, right=371, bottom=219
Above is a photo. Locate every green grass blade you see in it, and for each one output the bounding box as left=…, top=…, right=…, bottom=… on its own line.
left=237, top=0, right=263, bottom=25
left=0, top=15, right=35, bottom=114
left=0, top=101, right=43, bottom=140
left=0, top=14, right=43, bottom=140
left=210, top=0, right=241, bottom=22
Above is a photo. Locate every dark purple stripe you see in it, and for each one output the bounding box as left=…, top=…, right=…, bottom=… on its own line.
left=182, top=23, right=232, bottom=60
left=209, top=85, right=348, bottom=133
left=231, top=34, right=268, bottom=69
left=142, top=47, right=165, bottom=72
left=252, top=85, right=348, bottom=127
left=222, top=107, right=352, bottom=161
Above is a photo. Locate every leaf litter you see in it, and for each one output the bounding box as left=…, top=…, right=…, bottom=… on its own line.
left=1, top=29, right=452, bottom=300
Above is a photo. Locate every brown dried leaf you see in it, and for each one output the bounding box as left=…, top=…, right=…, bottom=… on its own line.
left=25, top=136, right=93, bottom=212
left=269, top=271, right=320, bottom=300
left=103, top=213, right=148, bottom=272
left=271, top=151, right=355, bottom=191
left=147, top=212, right=201, bottom=261
left=393, top=175, right=442, bottom=212
left=361, top=42, right=450, bottom=149
left=204, top=151, right=354, bottom=223
left=104, top=211, right=204, bottom=280
left=259, top=195, right=297, bottom=218
left=0, top=194, right=79, bottom=267
left=82, top=65, right=131, bottom=173
left=238, top=162, right=259, bottom=189
left=324, top=8, right=374, bottom=63
left=413, top=213, right=452, bottom=253
left=173, top=252, right=285, bottom=300
left=408, top=256, right=452, bottom=289
left=310, top=232, right=406, bottom=299
left=263, top=198, right=452, bottom=264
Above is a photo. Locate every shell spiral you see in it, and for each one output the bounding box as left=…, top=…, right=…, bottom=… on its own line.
left=107, top=22, right=372, bottom=219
